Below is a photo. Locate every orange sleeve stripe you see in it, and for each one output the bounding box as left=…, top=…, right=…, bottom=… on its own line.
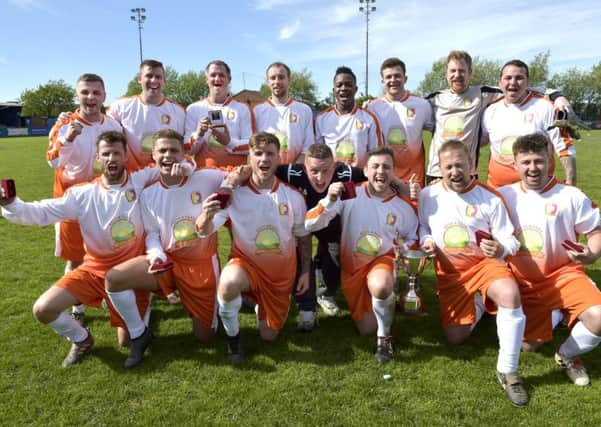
left=363, top=107, right=384, bottom=146
left=305, top=203, right=325, bottom=220
left=232, top=144, right=249, bottom=153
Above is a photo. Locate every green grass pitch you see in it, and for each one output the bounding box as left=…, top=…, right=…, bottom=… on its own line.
left=1, top=132, right=601, bottom=425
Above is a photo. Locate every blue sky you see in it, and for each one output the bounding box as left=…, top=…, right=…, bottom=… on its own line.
left=1, top=0, right=599, bottom=104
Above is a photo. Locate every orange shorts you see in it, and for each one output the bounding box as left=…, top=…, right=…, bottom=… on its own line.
left=155, top=255, right=220, bottom=330
left=341, top=255, right=394, bottom=322
left=436, top=258, right=515, bottom=327
left=55, top=268, right=150, bottom=328
left=516, top=264, right=601, bottom=342
left=228, top=257, right=294, bottom=332
left=55, top=220, right=85, bottom=262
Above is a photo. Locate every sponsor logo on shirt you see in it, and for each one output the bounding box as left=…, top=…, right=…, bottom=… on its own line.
left=517, top=226, right=544, bottom=257
left=442, top=116, right=465, bottom=139
left=255, top=226, right=281, bottom=253
left=355, top=232, right=382, bottom=257
left=406, top=108, right=416, bottom=118
left=442, top=223, right=470, bottom=251
left=289, top=113, right=298, bottom=123
left=464, top=98, right=472, bottom=107
left=227, top=110, right=236, bottom=121
left=142, top=134, right=154, bottom=152
left=110, top=218, right=136, bottom=247
left=191, top=192, right=202, bottom=204
left=387, top=128, right=406, bottom=146
left=173, top=217, right=197, bottom=246
left=499, top=136, right=518, bottom=164
left=125, top=189, right=136, bottom=202
left=336, top=139, right=355, bottom=162
left=161, top=114, right=171, bottom=125
left=524, top=113, right=535, bottom=124
left=275, top=131, right=288, bottom=150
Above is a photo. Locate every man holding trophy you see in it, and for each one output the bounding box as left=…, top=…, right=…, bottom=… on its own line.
left=305, top=146, right=418, bottom=364
left=418, top=140, right=529, bottom=406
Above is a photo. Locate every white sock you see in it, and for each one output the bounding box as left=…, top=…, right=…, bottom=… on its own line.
left=372, top=293, right=395, bottom=337
left=218, top=294, right=241, bottom=337
left=551, top=310, right=564, bottom=329
left=496, top=306, right=526, bottom=374
left=470, top=293, right=487, bottom=331
left=107, top=290, right=145, bottom=339
left=48, top=311, right=88, bottom=343
left=72, top=304, right=86, bottom=315
left=559, top=321, right=601, bottom=358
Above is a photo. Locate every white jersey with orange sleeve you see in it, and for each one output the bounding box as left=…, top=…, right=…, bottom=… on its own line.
left=499, top=178, right=600, bottom=282
left=140, top=168, right=226, bottom=262
left=1, top=168, right=161, bottom=277
left=107, top=95, right=185, bottom=170
left=206, top=179, right=308, bottom=281
left=314, top=105, right=383, bottom=168
left=365, top=94, right=433, bottom=184
left=305, top=183, right=418, bottom=274
left=418, top=179, right=519, bottom=277
left=47, top=111, right=122, bottom=196
left=482, top=93, right=576, bottom=188
left=184, top=96, right=253, bottom=168
left=253, top=99, right=314, bottom=163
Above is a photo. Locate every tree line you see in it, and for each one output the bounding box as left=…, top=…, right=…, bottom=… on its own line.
left=18, top=51, right=601, bottom=121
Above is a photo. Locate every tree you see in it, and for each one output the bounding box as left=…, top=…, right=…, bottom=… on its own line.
left=259, top=68, right=319, bottom=108
left=549, top=62, right=601, bottom=120
left=19, top=80, right=76, bottom=118
left=528, top=50, right=550, bottom=87
left=123, top=66, right=207, bottom=107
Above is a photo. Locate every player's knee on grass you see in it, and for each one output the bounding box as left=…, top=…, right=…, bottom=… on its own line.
left=487, top=278, right=521, bottom=309
left=192, top=318, right=215, bottom=344
left=259, top=321, right=279, bottom=341
left=117, top=327, right=131, bottom=347
left=444, top=325, right=472, bottom=345
left=356, top=313, right=378, bottom=336
left=579, top=304, right=601, bottom=336
left=521, top=340, right=543, bottom=352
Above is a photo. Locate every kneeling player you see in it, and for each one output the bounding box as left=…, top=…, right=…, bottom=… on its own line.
left=196, top=132, right=310, bottom=363
left=105, top=129, right=233, bottom=368
left=305, top=146, right=419, bottom=364
left=500, top=133, right=601, bottom=387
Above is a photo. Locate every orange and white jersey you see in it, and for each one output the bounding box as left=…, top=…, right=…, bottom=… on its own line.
left=365, top=93, right=433, bottom=184
left=305, top=183, right=418, bottom=274
left=253, top=98, right=314, bottom=163
left=499, top=178, right=600, bottom=281
left=418, top=179, right=519, bottom=276
left=140, top=168, right=226, bottom=262
left=482, top=93, right=575, bottom=188
left=184, top=96, right=253, bottom=168
left=107, top=95, right=185, bottom=170
left=1, top=168, right=161, bottom=277
left=46, top=111, right=122, bottom=196
left=206, top=179, right=308, bottom=280
left=314, top=105, right=383, bottom=168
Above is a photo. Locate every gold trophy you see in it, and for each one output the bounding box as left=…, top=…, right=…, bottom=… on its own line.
left=398, top=249, right=428, bottom=315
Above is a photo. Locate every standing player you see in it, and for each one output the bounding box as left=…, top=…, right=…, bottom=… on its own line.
left=47, top=73, right=122, bottom=323
left=184, top=60, right=254, bottom=168
left=0, top=131, right=190, bottom=367
left=253, top=62, right=314, bottom=164
left=107, top=59, right=185, bottom=170
left=425, top=50, right=570, bottom=183
left=315, top=66, right=382, bottom=168
left=196, top=132, right=310, bottom=363
left=418, top=140, right=528, bottom=406
left=104, top=129, right=230, bottom=368
left=482, top=59, right=576, bottom=188
left=499, top=133, right=601, bottom=387
left=305, top=147, right=418, bottom=364
left=365, top=58, right=433, bottom=186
